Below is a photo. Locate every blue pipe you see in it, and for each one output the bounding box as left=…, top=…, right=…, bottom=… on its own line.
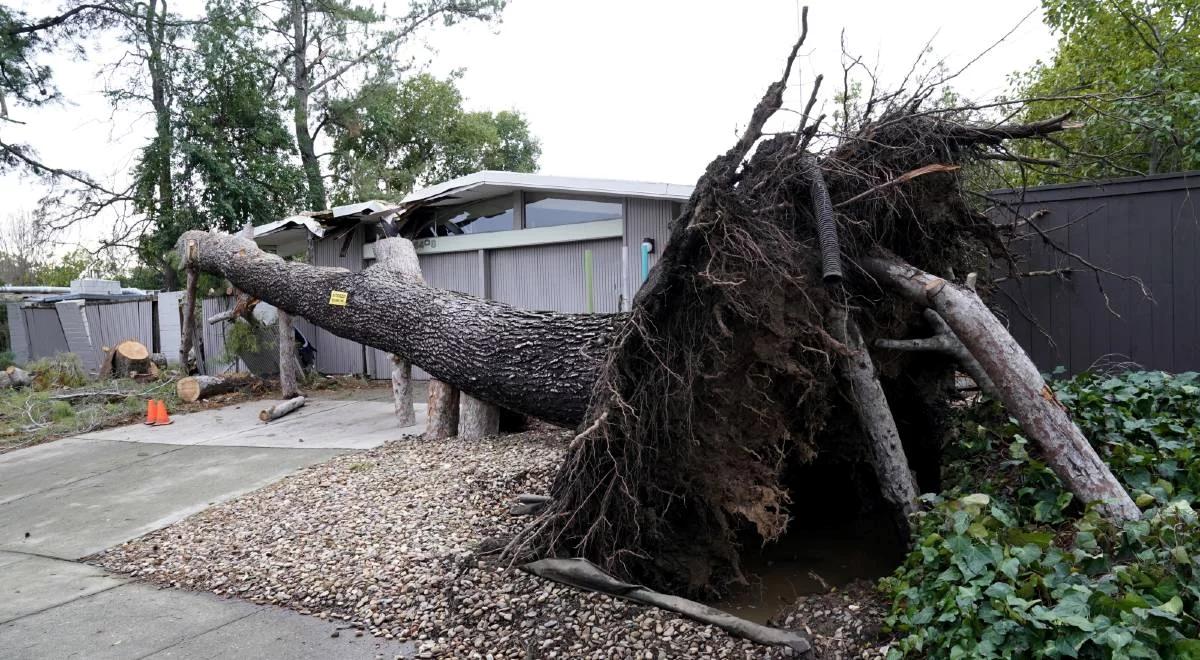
left=640, top=241, right=652, bottom=283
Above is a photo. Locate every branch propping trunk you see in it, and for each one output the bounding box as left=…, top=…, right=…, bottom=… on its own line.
left=178, top=230, right=612, bottom=427
left=861, top=256, right=1140, bottom=521
left=829, top=306, right=918, bottom=532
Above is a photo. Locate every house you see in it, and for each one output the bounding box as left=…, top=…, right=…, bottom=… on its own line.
left=4, top=279, right=161, bottom=376
left=250, top=171, right=695, bottom=378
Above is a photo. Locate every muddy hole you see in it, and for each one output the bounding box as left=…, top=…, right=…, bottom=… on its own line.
left=712, top=458, right=907, bottom=623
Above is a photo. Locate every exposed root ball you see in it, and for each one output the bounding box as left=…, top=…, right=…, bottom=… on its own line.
left=509, top=38, right=1067, bottom=595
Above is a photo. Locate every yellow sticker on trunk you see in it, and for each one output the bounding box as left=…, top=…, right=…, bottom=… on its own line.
left=328, top=290, right=349, bottom=306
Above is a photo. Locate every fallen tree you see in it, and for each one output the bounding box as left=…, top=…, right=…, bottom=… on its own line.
left=178, top=19, right=1139, bottom=595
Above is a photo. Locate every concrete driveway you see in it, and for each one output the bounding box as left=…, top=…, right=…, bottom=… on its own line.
left=0, top=396, right=424, bottom=659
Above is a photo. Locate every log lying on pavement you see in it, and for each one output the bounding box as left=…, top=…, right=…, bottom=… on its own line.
left=176, top=374, right=255, bottom=402
left=260, top=396, right=305, bottom=422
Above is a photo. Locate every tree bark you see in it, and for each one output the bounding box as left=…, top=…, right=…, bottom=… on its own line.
left=278, top=309, right=300, bottom=398
left=460, top=393, right=501, bottom=440
left=178, top=230, right=611, bottom=427
left=289, top=0, right=326, bottom=212
left=260, top=396, right=306, bottom=422
left=425, top=381, right=460, bottom=440
left=876, top=308, right=996, bottom=395
left=372, top=238, right=426, bottom=428
left=180, top=259, right=199, bottom=370
left=829, top=306, right=918, bottom=530
left=862, top=256, right=1140, bottom=521
left=391, top=356, right=416, bottom=426
left=176, top=374, right=254, bottom=402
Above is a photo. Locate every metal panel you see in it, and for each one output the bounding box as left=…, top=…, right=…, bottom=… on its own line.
left=419, top=251, right=483, bottom=295
left=624, top=197, right=676, bottom=306
left=6, top=303, right=30, bottom=364
left=312, top=225, right=367, bottom=374
left=55, top=301, right=101, bottom=376
left=994, top=171, right=1200, bottom=374
left=24, top=307, right=69, bottom=359
left=157, top=291, right=183, bottom=364
left=94, top=301, right=154, bottom=351
left=201, top=296, right=241, bottom=374
left=488, top=238, right=622, bottom=313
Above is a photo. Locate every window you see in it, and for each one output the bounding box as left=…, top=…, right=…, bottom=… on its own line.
left=524, top=194, right=621, bottom=229
left=416, top=197, right=515, bottom=237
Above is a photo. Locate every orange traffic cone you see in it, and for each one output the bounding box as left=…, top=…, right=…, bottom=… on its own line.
left=153, top=399, right=173, bottom=426
left=144, top=399, right=156, bottom=425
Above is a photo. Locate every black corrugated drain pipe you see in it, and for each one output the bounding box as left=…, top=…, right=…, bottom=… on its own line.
left=805, top=157, right=843, bottom=285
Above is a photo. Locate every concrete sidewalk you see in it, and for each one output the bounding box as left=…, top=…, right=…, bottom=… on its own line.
left=0, top=396, right=422, bottom=659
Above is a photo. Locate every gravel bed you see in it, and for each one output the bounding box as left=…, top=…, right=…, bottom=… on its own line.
left=96, top=429, right=837, bottom=658
left=770, top=581, right=892, bottom=659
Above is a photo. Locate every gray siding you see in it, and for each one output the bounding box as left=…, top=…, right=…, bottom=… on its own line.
left=488, top=239, right=622, bottom=313
left=624, top=197, right=676, bottom=303
left=7, top=304, right=29, bottom=364
left=201, top=296, right=242, bottom=374
left=25, top=308, right=69, bottom=359
left=312, top=225, right=368, bottom=375
left=157, top=291, right=183, bottom=364
left=420, top=251, right=483, bottom=295
left=55, top=301, right=100, bottom=375
left=994, top=172, right=1200, bottom=374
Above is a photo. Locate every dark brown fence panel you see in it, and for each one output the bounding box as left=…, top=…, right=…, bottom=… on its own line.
left=992, top=171, right=1199, bottom=375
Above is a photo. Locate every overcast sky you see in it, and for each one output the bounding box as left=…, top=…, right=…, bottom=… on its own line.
left=0, top=0, right=1057, bottom=249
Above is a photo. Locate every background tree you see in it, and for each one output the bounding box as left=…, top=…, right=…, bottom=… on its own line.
left=1013, top=0, right=1200, bottom=182
left=327, top=72, right=539, bottom=202
left=265, top=0, right=506, bottom=211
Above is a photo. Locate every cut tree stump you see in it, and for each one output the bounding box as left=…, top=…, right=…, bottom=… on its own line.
left=260, top=396, right=305, bottom=422
left=112, top=340, right=153, bottom=378
left=460, top=393, right=501, bottom=439
left=176, top=374, right=253, bottom=402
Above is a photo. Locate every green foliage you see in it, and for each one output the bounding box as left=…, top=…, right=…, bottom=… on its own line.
left=327, top=72, right=540, bottom=203
left=0, top=351, right=14, bottom=370
left=26, top=353, right=88, bottom=389
left=1012, top=0, right=1200, bottom=181
left=884, top=371, right=1200, bottom=657
left=220, top=320, right=260, bottom=364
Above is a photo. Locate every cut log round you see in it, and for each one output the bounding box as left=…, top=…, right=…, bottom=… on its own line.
left=112, top=340, right=152, bottom=378
left=0, top=366, right=32, bottom=389
left=259, top=396, right=305, bottom=422
left=176, top=374, right=253, bottom=402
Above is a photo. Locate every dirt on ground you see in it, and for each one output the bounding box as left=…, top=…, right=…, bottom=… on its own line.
left=94, top=428, right=891, bottom=658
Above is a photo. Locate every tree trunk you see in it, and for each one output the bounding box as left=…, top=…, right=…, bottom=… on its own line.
left=829, top=306, right=918, bottom=530
left=260, top=396, right=306, bottom=422
left=178, top=230, right=611, bottom=427
left=290, top=0, right=326, bottom=212
left=862, top=256, right=1140, bottom=521
left=391, top=356, right=416, bottom=426
left=425, top=380, right=460, bottom=440
left=278, top=309, right=300, bottom=398
left=176, top=374, right=254, bottom=402
left=372, top=237, right=428, bottom=428
left=179, top=259, right=199, bottom=370
left=460, top=393, right=501, bottom=440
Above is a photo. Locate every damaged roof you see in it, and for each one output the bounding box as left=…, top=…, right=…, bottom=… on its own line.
left=401, top=171, right=695, bottom=208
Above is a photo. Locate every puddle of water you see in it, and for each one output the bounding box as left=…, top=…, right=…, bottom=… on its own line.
left=712, top=512, right=903, bottom=624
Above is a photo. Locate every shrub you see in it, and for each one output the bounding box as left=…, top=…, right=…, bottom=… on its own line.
left=26, top=353, right=88, bottom=389
left=883, top=371, right=1200, bottom=658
